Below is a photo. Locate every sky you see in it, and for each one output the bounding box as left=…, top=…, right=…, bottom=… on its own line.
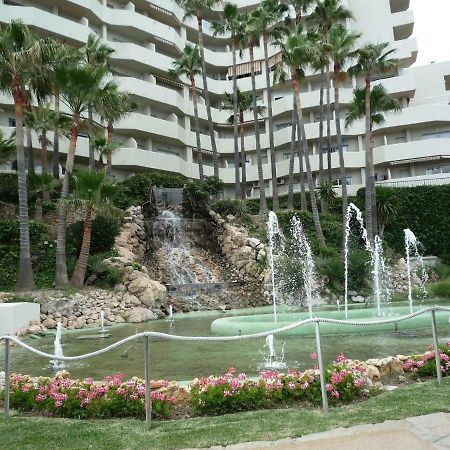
left=411, top=0, right=450, bottom=66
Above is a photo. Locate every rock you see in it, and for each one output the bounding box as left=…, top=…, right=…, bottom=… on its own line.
left=352, top=295, right=366, bottom=304
left=28, top=325, right=42, bottom=334
left=247, top=237, right=260, bottom=248
left=114, top=284, right=127, bottom=293
left=398, top=375, right=406, bottom=383
left=42, top=317, right=57, bottom=329
left=348, top=291, right=358, bottom=297
left=74, top=317, right=86, bottom=329
left=126, top=307, right=158, bottom=323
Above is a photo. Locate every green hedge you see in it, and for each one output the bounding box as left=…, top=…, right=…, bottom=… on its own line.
left=356, top=185, right=450, bottom=257
left=114, top=171, right=186, bottom=209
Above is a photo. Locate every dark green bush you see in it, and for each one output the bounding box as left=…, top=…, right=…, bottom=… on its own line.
left=0, top=173, right=18, bottom=203
left=86, top=255, right=122, bottom=288
left=182, top=177, right=224, bottom=217
left=67, top=215, right=121, bottom=256
left=114, top=172, right=185, bottom=209
left=428, top=281, right=450, bottom=299
left=212, top=199, right=248, bottom=218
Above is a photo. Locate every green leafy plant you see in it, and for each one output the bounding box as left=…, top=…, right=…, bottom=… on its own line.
left=182, top=177, right=224, bottom=217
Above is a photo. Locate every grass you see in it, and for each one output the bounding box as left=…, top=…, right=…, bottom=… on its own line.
left=0, top=378, right=449, bottom=450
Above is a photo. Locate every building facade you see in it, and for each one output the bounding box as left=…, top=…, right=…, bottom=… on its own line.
left=0, top=0, right=449, bottom=197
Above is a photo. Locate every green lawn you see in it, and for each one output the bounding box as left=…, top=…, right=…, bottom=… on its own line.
left=0, top=378, right=449, bottom=450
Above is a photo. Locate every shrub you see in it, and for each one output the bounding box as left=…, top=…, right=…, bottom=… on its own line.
left=428, top=281, right=450, bottom=299
left=191, top=355, right=369, bottom=416
left=87, top=255, right=122, bottom=288
left=9, top=373, right=173, bottom=420
left=114, top=172, right=185, bottom=209
left=67, top=215, right=121, bottom=256
left=212, top=199, right=248, bottom=218
left=182, top=177, right=224, bottom=217
left=0, top=173, right=18, bottom=203
left=403, top=343, right=450, bottom=378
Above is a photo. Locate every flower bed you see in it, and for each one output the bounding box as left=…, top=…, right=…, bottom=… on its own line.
left=191, top=354, right=371, bottom=416
left=9, top=371, right=174, bottom=419
left=403, top=343, right=450, bottom=378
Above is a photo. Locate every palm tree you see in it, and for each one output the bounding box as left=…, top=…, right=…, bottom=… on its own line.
left=252, top=0, right=289, bottom=211
left=92, top=135, right=120, bottom=171
left=0, top=20, right=47, bottom=290
left=222, top=89, right=266, bottom=198
left=348, top=43, right=398, bottom=240
left=212, top=2, right=245, bottom=199
left=29, top=172, right=59, bottom=222
left=376, top=187, right=397, bottom=239
left=317, top=179, right=337, bottom=209
left=80, top=34, right=114, bottom=171
left=175, top=0, right=220, bottom=179
left=169, top=44, right=205, bottom=180
left=97, top=82, right=135, bottom=177
left=327, top=25, right=360, bottom=250
left=310, top=0, right=354, bottom=182
left=276, top=26, right=326, bottom=247
left=0, top=129, right=15, bottom=162
left=25, top=103, right=71, bottom=176
left=69, top=170, right=119, bottom=287
left=54, top=64, right=107, bottom=288
left=245, top=10, right=268, bottom=213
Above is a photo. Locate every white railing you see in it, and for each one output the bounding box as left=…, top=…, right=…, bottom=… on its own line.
left=1, top=306, right=450, bottom=431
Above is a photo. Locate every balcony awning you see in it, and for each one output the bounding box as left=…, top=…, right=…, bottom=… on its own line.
left=390, top=155, right=448, bottom=165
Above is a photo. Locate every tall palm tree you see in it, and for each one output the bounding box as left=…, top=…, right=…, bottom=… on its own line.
left=29, top=172, right=59, bottom=222
left=69, top=170, right=119, bottom=287
left=349, top=43, right=398, bottom=240
left=276, top=26, right=326, bottom=247
left=245, top=10, right=268, bottom=213
left=212, top=2, right=244, bottom=199
left=0, top=129, right=15, bottom=162
left=97, top=82, right=135, bottom=177
left=169, top=44, right=205, bottom=180
left=310, top=0, right=354, bottom=182
left=222, top=89, right=266, bottom=198
left=327, top=25, right=360, bottom=251
left=0, top=20, right=47, bottom=290
left=54, top=64, right=106, bottom=287
left=253, top=0, right=289, bottom=211
left=175, top=0, right=220, bottom=179
left=80, top=34, right=114, bottom=171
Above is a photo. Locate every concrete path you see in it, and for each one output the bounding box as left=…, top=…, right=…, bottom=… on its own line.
left=199, top=413, right=450, bottom=450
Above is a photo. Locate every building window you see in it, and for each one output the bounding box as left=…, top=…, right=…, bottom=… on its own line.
left=275, top=122, right=292, bottom=131
left=426, top=165, right=450, bottom=175
left=323, top=144, right=349, bottom=153
left=445, top=75, right=450, bottom=91
left=332, top=177, right=352, bottom=186
left=421, top=131, right=450, bottom=140
left=8, top=118, right=16, bottom=127
left=282, top=152, right=299, bottom=160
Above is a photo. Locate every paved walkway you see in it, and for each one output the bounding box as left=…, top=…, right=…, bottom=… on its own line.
left=196, top=413, right=450, bottom=450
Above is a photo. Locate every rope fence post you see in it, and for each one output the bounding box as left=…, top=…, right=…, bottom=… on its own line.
left=4, top=337, right=10, bottom=420
left=144, top=335, right=151, bottom=431
left=314, top=320, right=328, bottom=413
left=430, top=309, right=442, bottom=385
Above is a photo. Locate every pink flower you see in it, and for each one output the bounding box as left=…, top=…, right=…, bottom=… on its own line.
left=300, top=382, right=309, bottom=390
left=288, top=382, right=296, bottom=390
left=229, top=367, right=236, bottom=374
left=310, top=352, right=318, bottom=361
left=55, top=400, right=63, bottom=408
left=336, top=353, right=346, bottom=363
left=21, top=385, right=30, bottom=393
left=223, top=390, right=232, bottom=397
left=354, top=378, right=364, bottom=387
left=331, top=390, right=340, bottom=398
left=326, top=384, right=333, bottom=392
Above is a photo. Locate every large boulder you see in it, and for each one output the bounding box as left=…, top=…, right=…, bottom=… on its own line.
left=126, top=307, right=158, bottom=323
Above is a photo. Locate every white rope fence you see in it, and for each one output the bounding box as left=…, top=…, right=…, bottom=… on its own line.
left=1, top=305, right=450, bottom=430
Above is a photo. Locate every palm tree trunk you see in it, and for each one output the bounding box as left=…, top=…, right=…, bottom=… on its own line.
left=55, top=114, right=80, bottom=288
left=287, top=99, right=297, bottom=211
left=334, top=67, right=348, bottom=254
left=231, top=35, right=241, bottom=199
left=35, top=197, right=43, bottom=223
left=364, top=75, right=373, bottom=241
left=191, top=78, right=204, bottom=180
left=197, top=13, right=219, bottom=178
left=26, top=126, right=34, bottom=174
left=318, top=66, right=326, bottom=212
left=263, top=33, right=279, bottom=211
left=52, top=91, right=60, bottom=179
left=41, top=134, right=51, bottom=203
left=88, top=108, right=95, bottom=171
left=240, top=111, right=247, bottom=199
left=249, top=42, right=267, bottom=213
left=13, top=85, right=36, bottom=291
left=326, top=62, right=332, bottom=182
left=106, top=122, right=113, bottom=178
left=70, top=205, right=92, bottom=287
left=292, top=69, right=326, bottom=247
left=296, top=114, right=307, bottom=212
left=370, top=122, right=378, bottom=236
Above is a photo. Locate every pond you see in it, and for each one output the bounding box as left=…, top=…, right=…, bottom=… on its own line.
left=2, top=302, right=450, bottom=382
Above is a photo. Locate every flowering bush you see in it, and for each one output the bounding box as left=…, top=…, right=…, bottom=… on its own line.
left=191, top=354, right=370, bottom=416
left=9, top=371, right=173, bottom=419
left=403, top=343, right=450, bottom=378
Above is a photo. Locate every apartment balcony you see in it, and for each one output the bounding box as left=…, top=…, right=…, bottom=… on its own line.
left=377, top=174, right=450, bottom=188
left=392, top=9, right=414, bottom=41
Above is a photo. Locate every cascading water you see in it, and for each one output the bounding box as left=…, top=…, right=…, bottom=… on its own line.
left=290, top=215, right=319, bottom=319
left=404, top=229, right=428, bottom=313
left=260, top=334, right=286, bottom=370
left=51, top=322, right=65, bottom=370
left=344, top=203, right=390, bottom=319
left=267, top=212, right=285, bottom=323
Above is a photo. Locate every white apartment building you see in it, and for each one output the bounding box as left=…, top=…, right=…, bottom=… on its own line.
left=0, top=0, right=449, bottom=198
